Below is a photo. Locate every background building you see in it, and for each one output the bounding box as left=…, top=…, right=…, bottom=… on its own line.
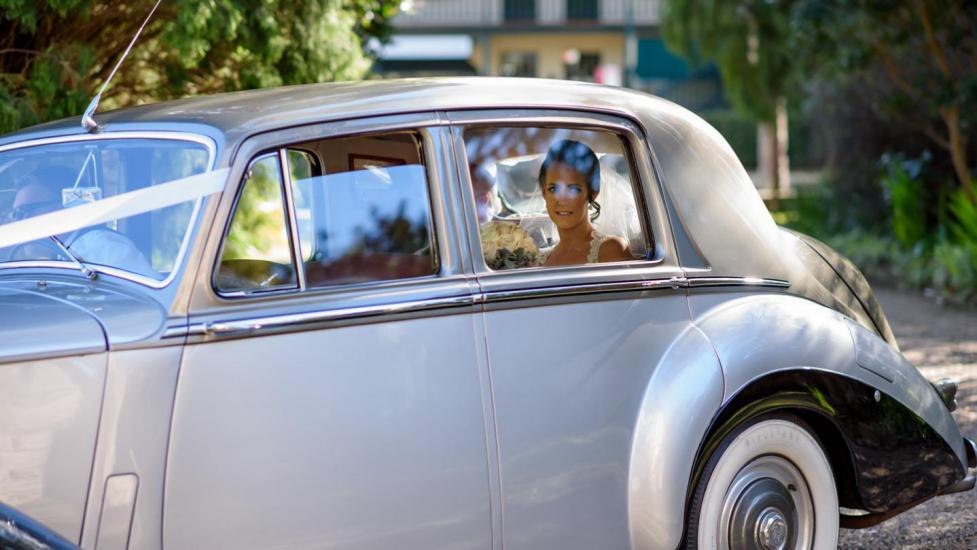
left=376, top=0, right=724, bottom=111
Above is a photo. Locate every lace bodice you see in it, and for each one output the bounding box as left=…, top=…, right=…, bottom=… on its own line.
left=538, top=229, right=611, bottom=266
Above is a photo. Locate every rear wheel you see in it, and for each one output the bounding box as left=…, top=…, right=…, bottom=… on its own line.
left=686, top=414, right=839, bottom=550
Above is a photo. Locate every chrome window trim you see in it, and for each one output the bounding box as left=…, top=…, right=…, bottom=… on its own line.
left=214, top=272, right=444, bottom=301
left=445, top=109, right=672, bottom=276
left=480, top=276, right=687, bottom=303
left=0, top=131, right=219, bottom=289
left=278, top=149, right=307, bottom=291
left=687, top=277, right=790, bottom=289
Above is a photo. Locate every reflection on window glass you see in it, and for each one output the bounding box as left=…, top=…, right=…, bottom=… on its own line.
left=287, top=149, right=317, bottom=262
left=288, top=132, right=436, bottom=287
left=216, top=155, right=297, bottom=293
left=463, top=126, right=649, bottom=270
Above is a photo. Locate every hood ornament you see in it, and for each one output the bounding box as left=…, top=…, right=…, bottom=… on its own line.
left=82, top=0, right=164, bottom=133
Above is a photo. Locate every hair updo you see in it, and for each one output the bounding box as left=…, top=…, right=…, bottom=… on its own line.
left=537, top=139, right=601, bottom=221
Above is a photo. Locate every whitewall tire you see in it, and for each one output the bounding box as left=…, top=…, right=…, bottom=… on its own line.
left=686, top=414, right=839, bottom=550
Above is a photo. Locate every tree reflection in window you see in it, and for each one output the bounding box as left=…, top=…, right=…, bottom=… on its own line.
left=216, top=155, right=297, bottom=293
left=294, top=163, right=436, bottom=287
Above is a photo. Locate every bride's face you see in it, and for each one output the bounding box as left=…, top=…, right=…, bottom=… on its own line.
left=542, top=162, right=591, bottom=231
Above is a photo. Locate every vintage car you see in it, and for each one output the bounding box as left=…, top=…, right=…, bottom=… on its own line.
left=0, top=77, right=973, bottom=550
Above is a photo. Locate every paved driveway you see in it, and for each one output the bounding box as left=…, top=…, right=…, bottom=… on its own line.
left=838, top=288, right=977, bottom=549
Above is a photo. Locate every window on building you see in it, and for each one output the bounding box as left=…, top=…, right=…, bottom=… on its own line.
left=500, top=52, right=537, bottom=77
left=504, top=0, right=536, bottom=22
left=566, top=0, right=598, bottom=21
left=564, top=51, right=601, bottom=81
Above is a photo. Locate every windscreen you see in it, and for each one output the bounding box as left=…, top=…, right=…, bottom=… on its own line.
left=0, top=137, right=215, bottom=283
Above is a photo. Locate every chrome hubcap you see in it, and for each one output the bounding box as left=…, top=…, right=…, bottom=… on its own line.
left=718, top=456, right=814, bottom=550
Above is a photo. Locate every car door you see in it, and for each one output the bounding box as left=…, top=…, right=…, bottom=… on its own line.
left=165, top=114, right=493, bottom=550
left=448, top=110, right=707, bottom=549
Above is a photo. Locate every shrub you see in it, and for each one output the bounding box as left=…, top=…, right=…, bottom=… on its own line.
left=879, top=152, right=928, bottom=248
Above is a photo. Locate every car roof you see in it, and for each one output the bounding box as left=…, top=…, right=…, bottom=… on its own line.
left=0, top=77, right=675, bottom=151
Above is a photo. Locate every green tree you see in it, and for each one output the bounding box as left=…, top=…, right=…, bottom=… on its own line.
left=794, top=0, right=976, bottom=200
left=661, top=0, right=798, bottom=202
left=0, top=0, right=400, bottom=134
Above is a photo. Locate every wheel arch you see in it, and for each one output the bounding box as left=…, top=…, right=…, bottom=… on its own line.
left=685, top=368, right=967, bottom=533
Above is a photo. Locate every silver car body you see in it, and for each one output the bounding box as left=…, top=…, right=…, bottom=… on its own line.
left=0, top=78, right=971, bottom=550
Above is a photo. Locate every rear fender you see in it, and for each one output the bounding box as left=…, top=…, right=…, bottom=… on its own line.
left=697, top=370, right=964, bottom=515
left=690, top=293, right=967, bottom=513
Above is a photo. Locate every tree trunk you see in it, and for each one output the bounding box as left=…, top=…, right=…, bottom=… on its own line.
left=776, top=97, right=791, bottom=200
left=757, top=97, right=791, bottom=210
left=758, top=122, right=777, bottom=208
left=942, top=105, right=975, bottom=201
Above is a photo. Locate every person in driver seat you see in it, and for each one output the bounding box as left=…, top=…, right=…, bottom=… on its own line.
left=536, top=139, right=631, bottom=266
left=5, top=166, right=156, bottom=276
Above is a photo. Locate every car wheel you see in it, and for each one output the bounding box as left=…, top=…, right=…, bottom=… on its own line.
left=686, top=414, right=839, bottom=550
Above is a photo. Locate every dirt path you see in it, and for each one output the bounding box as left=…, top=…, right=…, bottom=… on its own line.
left=838, top=288, right=977, bottom=549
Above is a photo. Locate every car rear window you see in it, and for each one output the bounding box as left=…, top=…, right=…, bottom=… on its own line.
left=462, top=125, right=652, bottom=270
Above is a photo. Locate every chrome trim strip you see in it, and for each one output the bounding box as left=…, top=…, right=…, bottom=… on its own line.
left=687, top=277, right=790, bottom=289
left=480, top=277, right=687, bottom=303
left=162, top=325, right=188, bottom=339
left=0, top=131, right=216, bottom=155
left=0, top=132, right=219, bottom=289
left=278, top=148, right=306, bottom=291
left=189, top=276, right=788, bottom=339
left=196, top=294, right=478, bottom=337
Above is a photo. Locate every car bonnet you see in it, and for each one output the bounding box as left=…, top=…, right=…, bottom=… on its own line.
left=0, top=278, right=168, bottom=363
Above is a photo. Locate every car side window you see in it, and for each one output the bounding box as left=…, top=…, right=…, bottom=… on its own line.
left=288, top=132, right=437, bottom=288
left=216, top=154, right=298, bottom=293
left=463, top=125, right=651, bottom=270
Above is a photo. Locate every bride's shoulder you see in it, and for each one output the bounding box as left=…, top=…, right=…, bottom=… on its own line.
left=596, top=233, right=632, bottom=262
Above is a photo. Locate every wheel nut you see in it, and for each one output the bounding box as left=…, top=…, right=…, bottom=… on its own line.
left=756, top=508, right=788, bottom=550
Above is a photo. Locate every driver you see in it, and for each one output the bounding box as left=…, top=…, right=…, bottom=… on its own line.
left=5, top=167, right=156, bottom=276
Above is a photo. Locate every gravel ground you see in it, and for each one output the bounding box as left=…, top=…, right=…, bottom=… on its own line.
left=838, top=288, right=977, bottom=549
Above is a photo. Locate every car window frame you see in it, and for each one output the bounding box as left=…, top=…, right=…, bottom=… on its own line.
left=446, top=109, right=681, bottom=292
left=183, top=112, right=476, bottom=341
left=211, top=152, right=301, bottom=297
left=211, top=127, right=446, bottom=301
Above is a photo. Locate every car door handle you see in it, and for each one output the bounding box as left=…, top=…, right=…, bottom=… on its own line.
left=204, top=321, right=264, bottom=336
left=642, top=276, right=689, bottom=290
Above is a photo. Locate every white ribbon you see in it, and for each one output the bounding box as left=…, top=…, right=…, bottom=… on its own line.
left=0, top=168, right=229, bottom=249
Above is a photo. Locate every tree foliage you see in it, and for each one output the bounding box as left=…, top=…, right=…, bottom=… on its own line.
left=662, top=0, right=976, bottom=210
left=0, top=0, right=400, bottom=134
left=793, top=0, right=977, bottom=195
left=661, top=0, right=797, bottom=123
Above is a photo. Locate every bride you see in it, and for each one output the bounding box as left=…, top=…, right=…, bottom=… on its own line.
left=536, top=139, right=632, bottom=266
